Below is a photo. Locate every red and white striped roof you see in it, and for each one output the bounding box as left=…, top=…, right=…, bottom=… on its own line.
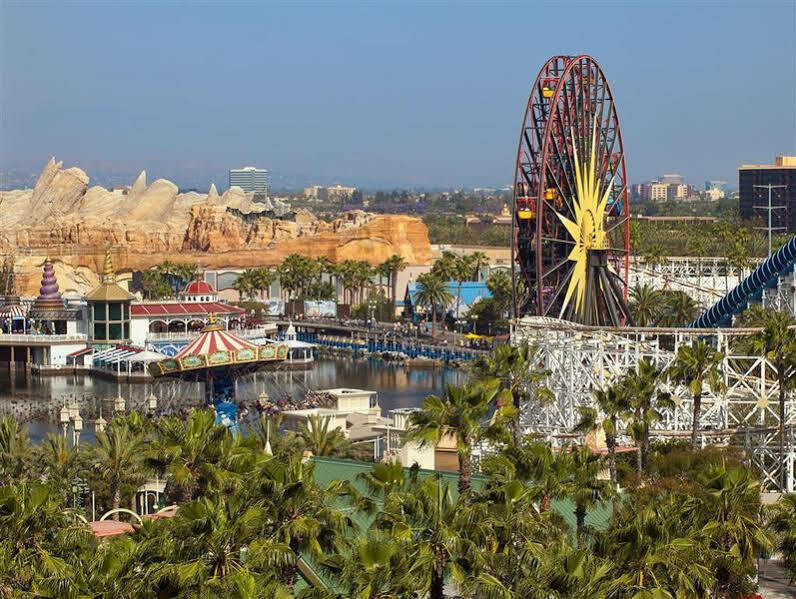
left=175, top=327, right=257, bottom=359
left=0, top=304, right=26, bottom=318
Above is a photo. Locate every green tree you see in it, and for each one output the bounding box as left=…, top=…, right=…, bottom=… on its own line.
left=0, top=415, right=30, bottom=484
left=769, top=493, right=796, bottom=583
left=740, top=307, right=796, bottom=491
left=565, top=446, right=614, bottom=547
left=298, top=414, right=352, bottom=458
left=381, top=254, right=408, bottom=310
left=485, top=269, right=512, bottom=316
left=629, top=283, right=660, bottom=327
left=146, top=410, right=233, bottom=505
left=93, top=419, right=146, bottom=519
left=471, top=342, right=553, bottom=446
left=414, top=272, right=453, bottom=339
left=372, top=474, right=479, bottom=599
left=249, top=455, right=358, bottom=590
left=657, top=290, right=700, bottom=327
left=233, top=270, right=257, bottom=301
left=408, top=381, right=506, bottom=495
left=621, top=360, right=672, bottom=476
left=574, top=383, right=629, bottom=489
left=0, top=480, right=93, bottom=595
left=668, top=340, right=726, bottom=450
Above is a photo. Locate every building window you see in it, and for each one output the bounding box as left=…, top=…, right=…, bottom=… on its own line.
left=93, top=302, right=106, bottom=320
left=109, top=323, right=122, bottom=340
left=108, top=302, right=122, bottom=320
left=93, top=323, right=106, bottom=340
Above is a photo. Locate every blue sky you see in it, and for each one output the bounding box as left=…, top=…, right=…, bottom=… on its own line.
left=1, top=1, right=794, bottom=189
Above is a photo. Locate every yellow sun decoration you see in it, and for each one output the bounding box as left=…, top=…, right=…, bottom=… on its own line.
left=555, top=117, right=615, bottom=319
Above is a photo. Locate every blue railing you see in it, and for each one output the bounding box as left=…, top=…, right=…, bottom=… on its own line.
left=689, top=235, right=796, bottom=328
left=296, top=331, right=483, bottom=362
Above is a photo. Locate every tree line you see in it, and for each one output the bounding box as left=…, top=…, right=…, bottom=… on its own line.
left=1, top=316, right=794, bottom=597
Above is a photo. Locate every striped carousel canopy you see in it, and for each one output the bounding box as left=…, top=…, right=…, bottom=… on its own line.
left=175, top=326, right=257, bottom=359
left=0, top=304, right=26, bottom=319
left=148, top=314, right=288, bottom=377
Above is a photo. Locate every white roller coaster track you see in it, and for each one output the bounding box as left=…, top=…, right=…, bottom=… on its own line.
left=512, top=316, right=795, bottom=491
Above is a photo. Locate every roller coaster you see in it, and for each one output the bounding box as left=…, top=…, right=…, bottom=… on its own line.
left=510, top=55, right=796, bottom=491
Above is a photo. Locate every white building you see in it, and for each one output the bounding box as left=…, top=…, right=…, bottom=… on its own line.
left=229, top=166, right=269, bottom=194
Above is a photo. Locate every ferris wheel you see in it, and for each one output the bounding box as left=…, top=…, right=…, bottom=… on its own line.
left=511, top=55, right=632, bottom=327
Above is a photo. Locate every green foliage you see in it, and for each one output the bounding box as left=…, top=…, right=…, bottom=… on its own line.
left=0, top=333, right=786, bottom=598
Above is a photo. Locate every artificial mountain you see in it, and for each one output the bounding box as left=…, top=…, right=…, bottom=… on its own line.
left=0, top=159, right=432, bottom=296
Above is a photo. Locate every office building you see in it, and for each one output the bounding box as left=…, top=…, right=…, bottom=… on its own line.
left=738, top=155, right=796, bottom=233
left=661, top=173, right=684, bottom=186
left=303, top=185, right=328, bottom=201
left=326, top=185, right=357, bottom=200
left=667, top=184, right=687, bottom=201
left=648, top=183, right=669, bottom=202
left=704, top=187, right=725, bottom=201
left=229, top=167, right=269, bottom=194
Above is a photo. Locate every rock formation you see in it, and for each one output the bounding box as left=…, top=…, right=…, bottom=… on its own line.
left=0, top=158, right=432, bottom=296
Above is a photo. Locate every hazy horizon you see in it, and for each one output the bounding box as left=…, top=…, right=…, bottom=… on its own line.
left=2, top=1, right=795, bottom=190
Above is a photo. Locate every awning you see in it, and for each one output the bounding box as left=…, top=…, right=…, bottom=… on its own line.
left=0, top=305, right=26, bottom=319
left=67, top=347, right=92, bottom=358
left=92, top=346, right=142, bottom=364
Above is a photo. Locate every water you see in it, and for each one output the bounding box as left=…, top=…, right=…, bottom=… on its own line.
left=0, top=357, right=466, bottom=442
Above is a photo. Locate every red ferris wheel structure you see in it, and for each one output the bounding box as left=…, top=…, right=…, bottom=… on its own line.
left=511, top=55, right=632, bottom=327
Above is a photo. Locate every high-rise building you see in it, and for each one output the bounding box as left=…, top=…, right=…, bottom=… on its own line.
left=229, top=166, right=269, bottom=194
left=667, top=184, right=687, bottom=201
left=648, top=183, right=669, bottom=202
left=661, top=173, right=684, bottom=185
left=738, top=155, right=795, bottom=233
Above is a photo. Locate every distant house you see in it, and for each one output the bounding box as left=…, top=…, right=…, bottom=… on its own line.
left=403, top=280, right=492, bottom=320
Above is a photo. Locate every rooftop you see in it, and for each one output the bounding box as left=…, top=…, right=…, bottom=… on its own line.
left=739, top=155, right=796, bottom=170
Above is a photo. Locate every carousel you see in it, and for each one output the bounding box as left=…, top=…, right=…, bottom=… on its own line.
left=148, top=314, right=289, bottom=426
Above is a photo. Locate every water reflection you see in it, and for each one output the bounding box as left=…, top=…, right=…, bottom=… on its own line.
left=0, top=358, right=466, bottom=441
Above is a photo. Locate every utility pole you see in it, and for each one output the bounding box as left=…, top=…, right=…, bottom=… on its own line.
left=753, top=184, right=787, bottom=256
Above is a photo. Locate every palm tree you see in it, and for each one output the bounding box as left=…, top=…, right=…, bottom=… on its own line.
left=298, top=414, right=350, bottom=457
left=485, top=269, right=512, bottom=316
left=471, top=343, right=553, bottom=446
left=333, top=531, right=429, bottom=598
left=381, top=254, right=408, bottom=311
left=0, top=415, right=30, bottom=484
left=93, top=420, right=146, bottom=520
left=0, top=480, right=93, bottom=595
left=469, top=251, right=490, bottom=282
left=414, top=273, right=453, bottom=339
left=668, top=340, right=726, bottom=450
left=372, top=474, right=478, bottom=599
left=769, top=493, right=796, bottom=582
left=629, top=283, right=660, bottom=327
left=233, top=270, right=256, bottom=301
left=430, top=251, right=458, bottom=281
left=741, top=307, right=796, bottom=491
left=36, top=433, right=82, bottom=505
left=253, top=267, right=276, bottom=300
left=620, top=360, right=672, bottom=476
left=249, top=455, right=358, bottom=589
left=658, top=290, right=700, bottom=327
left=574, top=383, right=629, bottom=488
left=408, top=380, right=505, bottom=495
left=145, top=410, right=232, bottom=505
left=452, top=254, right=475, bottom=321
left=565, top=446, right=614, bottom=547
left=169, top=494, right=294, bottom=595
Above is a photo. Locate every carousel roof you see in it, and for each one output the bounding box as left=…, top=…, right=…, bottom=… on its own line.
left=148, top=315, right=288, bottom=377
left=175, top=326, right=257, bottom=359
left=0, top=304, right=26, bottom=318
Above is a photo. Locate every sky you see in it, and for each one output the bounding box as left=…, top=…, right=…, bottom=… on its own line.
left=1, top=1, right=795, bottom=190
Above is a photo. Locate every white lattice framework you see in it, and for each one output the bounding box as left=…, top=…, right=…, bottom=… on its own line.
left=513, top=317, right=796, bottom=491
